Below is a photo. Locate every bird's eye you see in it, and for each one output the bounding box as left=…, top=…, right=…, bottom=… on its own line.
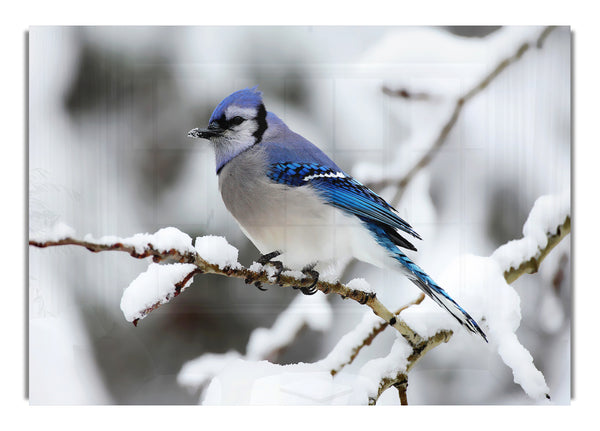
left=230, top=116, right=245, bottom=126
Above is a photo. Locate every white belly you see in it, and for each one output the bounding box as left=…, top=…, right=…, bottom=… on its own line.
left=234, top=186, right=392, bottom=271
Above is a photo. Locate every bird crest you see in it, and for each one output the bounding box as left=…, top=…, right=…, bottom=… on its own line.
left=209, top=86, right=263, bottom=124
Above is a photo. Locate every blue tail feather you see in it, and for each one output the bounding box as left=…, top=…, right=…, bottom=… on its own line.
left=393, top=251, right=488, bottom=342
left=364, top=221, right=487, bottom=342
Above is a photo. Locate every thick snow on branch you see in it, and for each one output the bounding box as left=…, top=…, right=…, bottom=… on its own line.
left=119, top=234, right=243, bottom=323
left=345, top=278, right=375, bottom=295
left=492, top=192, right=570, bottom=274
left=120, top=262, right=198, bottom=323
left=194, top=235, right=242, bottom=270
left=357, top=336, right=412, bottom=400
left=84, top=226, right=197, bottom=255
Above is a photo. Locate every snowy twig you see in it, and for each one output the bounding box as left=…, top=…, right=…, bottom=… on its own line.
left=29, top=234, right=423, bottom=345
left=370, top=330, right=453, bottom=405
left=503, top=216, right=570, bottom=284
left=28, top=236, right=197, bottom=264
left=330, top=293, right=425, bottom=376
left=369, top=26, right=557, bottom=206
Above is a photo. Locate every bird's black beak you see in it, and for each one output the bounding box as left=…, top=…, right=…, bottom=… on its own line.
left=187, top=123, right=224, bottom=139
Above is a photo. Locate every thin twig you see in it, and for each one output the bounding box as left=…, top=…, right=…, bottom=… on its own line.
left=132, top=267, right=203, bottom=326
left=382, top=86, right=432, bottom=101
left=369, top=26, right=557, bottom=206
left=330, top=294, right=425, bottom=376
left=28, top=237, right=197, bottom=264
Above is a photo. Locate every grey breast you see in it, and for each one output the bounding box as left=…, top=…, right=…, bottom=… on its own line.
left=218, top=145, right=280, bottom=229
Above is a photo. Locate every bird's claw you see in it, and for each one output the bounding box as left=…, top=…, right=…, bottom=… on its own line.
left=295, top=265, right=319, bottom=295
left=254, top=281, right=268, bottom=291
left=257, top=251, right=284, bottom=285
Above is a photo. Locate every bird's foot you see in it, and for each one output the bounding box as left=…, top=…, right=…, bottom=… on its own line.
left=253, top=251, right=285, bottom=287
left=252, top=281, right=268, bottom=291
left=293, top=264, right=319, bottom=295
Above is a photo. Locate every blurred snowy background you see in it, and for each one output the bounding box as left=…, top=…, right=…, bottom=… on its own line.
left=28, top=26, right=570, bottom=404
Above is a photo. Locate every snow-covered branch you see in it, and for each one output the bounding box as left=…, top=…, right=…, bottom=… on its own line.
left=367, top=26, right=557, bottom=205
left=500, top=215, right=571, bottom=284
left=369, top=329, right=453, bottom=405
left=328, top=294, right=425, bottom=377
left=29, top=227, right=421, bottom=344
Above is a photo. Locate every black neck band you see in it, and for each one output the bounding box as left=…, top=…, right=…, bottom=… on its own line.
left=252, top=103, right=268, bottom=144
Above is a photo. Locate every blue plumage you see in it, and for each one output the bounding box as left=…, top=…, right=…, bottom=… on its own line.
left=188, top=87, right=488, bottom=342
left=267, top=162, right=422, bottom=241
left=261, top=115, right=344, bottom=169
left=209, top=87, right=263, bottom=124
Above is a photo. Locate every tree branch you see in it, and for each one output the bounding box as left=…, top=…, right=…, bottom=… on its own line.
left=368, top=26, right=557, bottom=206
left=369, top=330, right=453, bottom=405
left=29, top=236, right=423, bottom=345
left=29, top=237, right=197, bottom=264
left=395, top=377, right=409, bottom=406
left=381, top=86, right=432, bottom=101
left=330, top=293, right=425, bottom=376
left=503, top=216, right=571, bottom=284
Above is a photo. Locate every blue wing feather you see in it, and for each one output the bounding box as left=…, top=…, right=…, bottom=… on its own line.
left=266, top=161, right=422, bottom=241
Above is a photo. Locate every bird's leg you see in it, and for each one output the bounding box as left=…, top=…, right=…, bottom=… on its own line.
left=257, top=251, right=281, bottom=265
left=247, top=251, right=285, bottom=290
left=258, top=251, right=284, bottom=283
left=296, top=263, right=319, bottom=295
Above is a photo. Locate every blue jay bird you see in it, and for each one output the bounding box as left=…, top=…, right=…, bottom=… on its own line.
left=188, top=87, right=487, bottom=341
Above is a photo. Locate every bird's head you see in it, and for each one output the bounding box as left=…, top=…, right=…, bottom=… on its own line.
left=188, top=87, right=268, bottom=172
left=188, top=87, right=267, bottom=141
